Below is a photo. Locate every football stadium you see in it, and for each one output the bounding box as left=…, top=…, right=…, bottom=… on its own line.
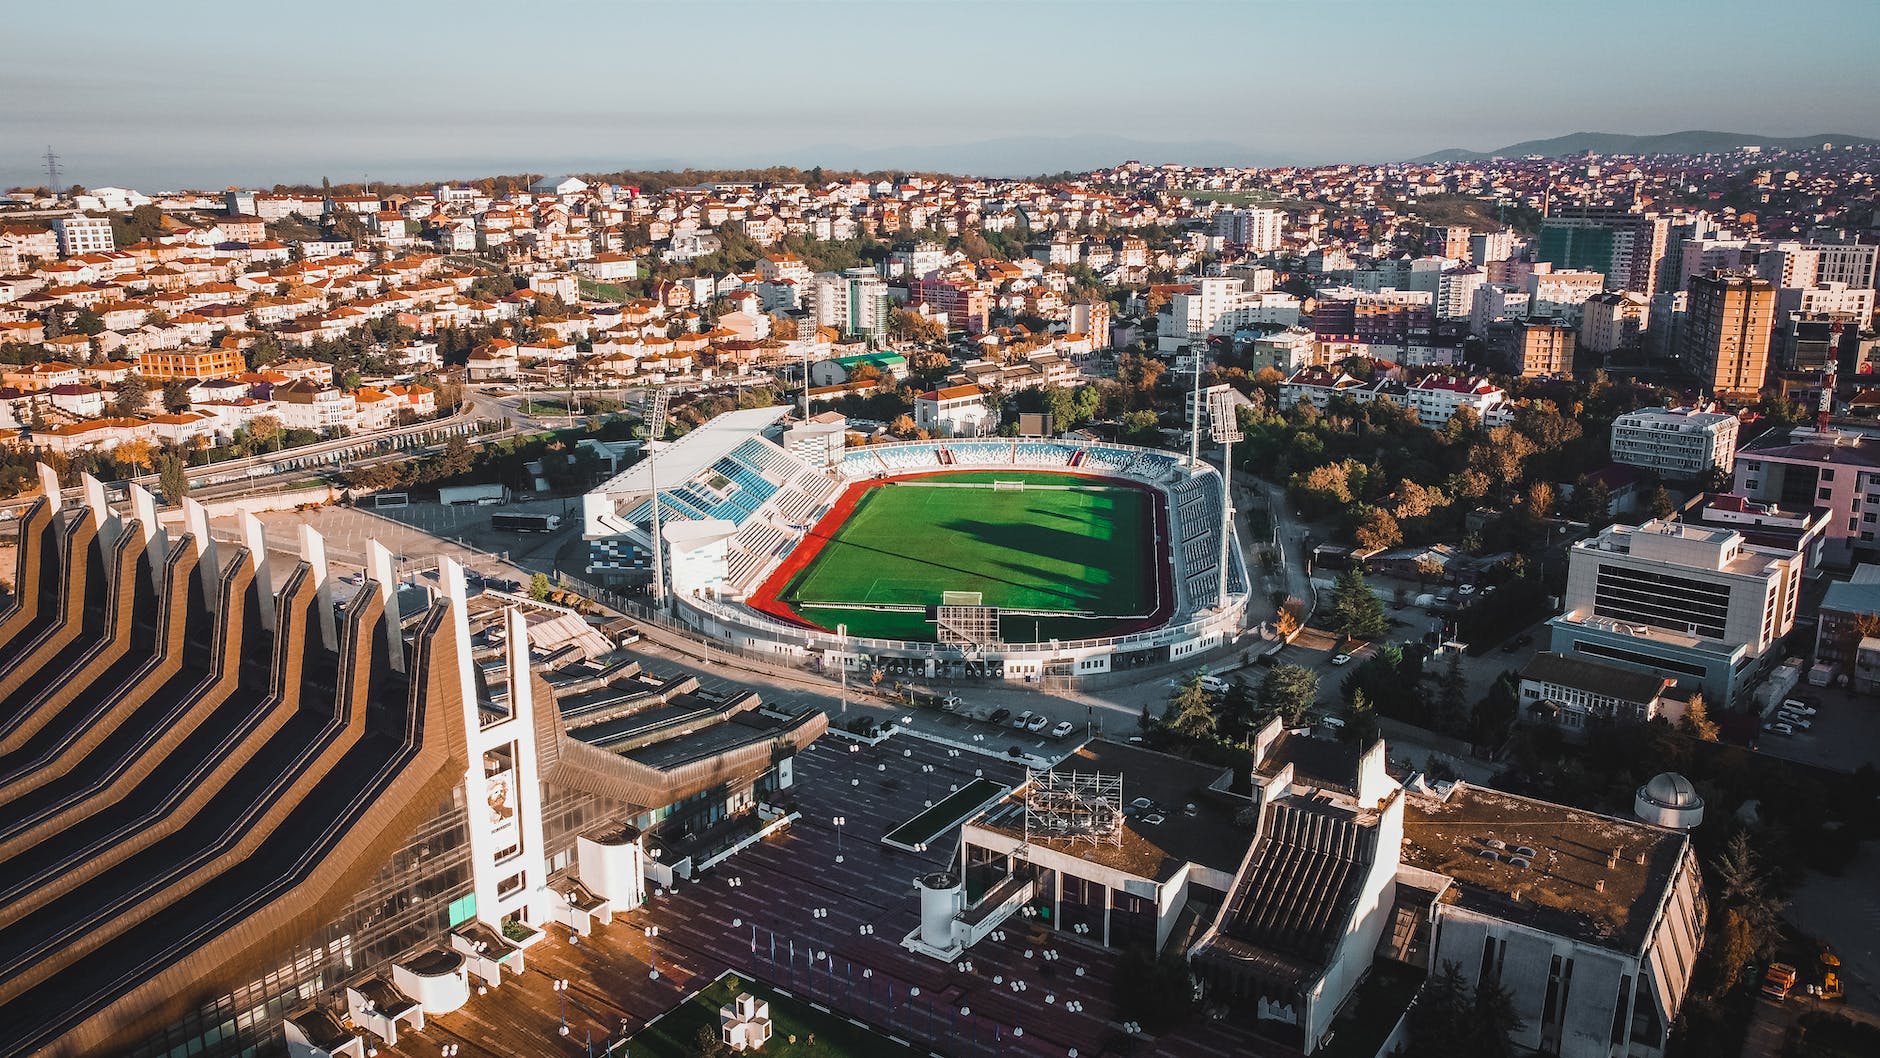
left=583, top=406, right=1247, bottom=681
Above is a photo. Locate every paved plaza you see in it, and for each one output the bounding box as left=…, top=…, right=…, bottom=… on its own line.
left=380, top=732, right=1289, bottom=1058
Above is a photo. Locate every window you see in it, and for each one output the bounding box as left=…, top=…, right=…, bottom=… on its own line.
left=447, top=893, right=477, bottom=927
left=1820, top=487, right=1834, bottom=500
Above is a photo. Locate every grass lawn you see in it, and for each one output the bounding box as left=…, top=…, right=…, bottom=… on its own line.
left=624, top=974, right=919, bottom=1058
left=881, top=777, right=1008, bottom=850
left=778, top=473, right=1149, bottom=641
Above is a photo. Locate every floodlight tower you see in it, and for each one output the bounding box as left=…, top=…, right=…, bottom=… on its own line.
left=648, top=452, right=665, bottom=605
left=1209, top=388, right=1242, bottom=611
left=1187, top=345, right=1205, bottom=469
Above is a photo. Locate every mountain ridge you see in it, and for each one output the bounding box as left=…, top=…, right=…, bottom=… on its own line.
left=1408, top=130, right=1876, bottom=164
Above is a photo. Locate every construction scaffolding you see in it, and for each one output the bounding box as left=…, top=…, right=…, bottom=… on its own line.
left=1024, top=769, right=1124, bottom=848
left=935, top=605, right=1000, bottom=648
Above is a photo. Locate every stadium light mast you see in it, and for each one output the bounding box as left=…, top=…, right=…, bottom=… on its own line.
left=648, top=451, right=665, bottom=606
left=1209, top=389, right=1242, bottom=611
left=1187, top=344, right=1204, bottom=469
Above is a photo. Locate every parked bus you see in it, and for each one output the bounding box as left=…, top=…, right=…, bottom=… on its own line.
left=491, top=512, right=561, bottom=533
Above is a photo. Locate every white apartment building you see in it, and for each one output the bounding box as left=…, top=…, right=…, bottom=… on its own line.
left=1610, top=407, right=1739, bottom=480
left=1471, top=284, right=1530, bottom=335
left=1580, top=291, right=1651, bottom=353
left=914, top=383, right=990, bottom=437
left=52, top=216, right=115, bottom=257
left=1161, top=279, right=1301, bottom=350
left=1527, top=269, right=1606, bottom=324
left=1468, top=230, right=1518, bottom=265
left=1807, top=243, right=1879, bottom=290
left=1403, top=375, right=1509, bottom=429
left=884, top=241, right=946, bottom=280
left=1214, top=207, right=1284, bottom=253
left=1777, top=282, right=1875, bottom=329
left=806, top=269, right=889, bottom=340
left=1434, top=267, right=1486, bottom=321
left=1549, top=519, right=1803, bottom=705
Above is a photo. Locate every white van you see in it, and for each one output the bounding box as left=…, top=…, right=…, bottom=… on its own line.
left=1198, top=675, right=1228, bottom=693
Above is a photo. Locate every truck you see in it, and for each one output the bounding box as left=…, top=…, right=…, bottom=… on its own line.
left=437, top=483, right=510, bottom=507
left=1761, top=962, right=1798, bottom=1000
left=490, top=512, right=562, bottom=533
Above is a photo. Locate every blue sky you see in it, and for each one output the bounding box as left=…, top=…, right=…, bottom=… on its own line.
left=5, top=0, right=1876, bottom=188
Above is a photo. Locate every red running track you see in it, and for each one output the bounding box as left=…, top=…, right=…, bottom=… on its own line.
left=744, top=468, right=1176, bottom=643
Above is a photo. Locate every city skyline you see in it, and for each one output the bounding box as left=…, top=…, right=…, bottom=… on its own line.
left=6, top=0, right=1879, bottom=189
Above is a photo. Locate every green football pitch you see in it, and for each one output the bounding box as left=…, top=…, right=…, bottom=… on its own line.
left=775, top=472, right=1151, bottom=641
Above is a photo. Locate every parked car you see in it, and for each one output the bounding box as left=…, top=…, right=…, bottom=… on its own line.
left=1025, top=713, right=1050, bottom=733
left=1763, top=721, right=1795, bottom=736
left=1012, top=710, right=1035, bottom=729
left=1776, top=714, right=1812, bottom=730
left=1330, top=653, right=1353, bottom=666
left=940, top=694, right=963, bottom=712
left=986, top=707, right=1012, bottom=725
left=1050, top=720, right=1075, bottom=739
left=1457, top=584, right=1477, bottom=596
left=1197, top=675, right=1227, bottom=693
left=1781, top=699, right=1818, bottom=716
left=1318, top=715, right=1347, bottom=730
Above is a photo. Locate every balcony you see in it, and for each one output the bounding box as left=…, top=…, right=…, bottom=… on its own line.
left=343, top=976, right=423, bottom=1048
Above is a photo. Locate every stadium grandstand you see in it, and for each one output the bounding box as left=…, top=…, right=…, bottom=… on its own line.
left=0, top=466, right=823, bottom=1058
left=582, top=409, right=1248, bottom=680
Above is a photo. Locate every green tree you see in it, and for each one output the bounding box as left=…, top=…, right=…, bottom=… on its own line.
left=112, top=374, right=151, bottom=418
left=529, top=572, right=553, bottom=601
left=437, top=436, right=476, bottom=477
left=1118, top=409, right=1160, bottom=445
left=1678, top=692, right=1720, bottom=741
left=1712, top=831, right=1784, bottom=968
left=1438, top=651, right=1469, bottom=733
left=1343, top=688, right=1381, bottom=745
left=1646, top=484, right=1675, bottom=520
left=1352, top=506, right=1402, bottom=551
left=245, top=414, right=285, bottom=453
left=1259, top=663, right=1320, bottom=726
left=161, top=379, right=192, bottom=414
left=156, top=453, right=189, bottom=506
left=1165, top=673, right=1218, bottom=740
left=1329, top=566, right=1388, bottom=640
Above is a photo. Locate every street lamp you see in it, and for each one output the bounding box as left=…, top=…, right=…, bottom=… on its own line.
left=832, top=816, right=846, bottom=862
left=553, top=978, right=570, bottom=1036
left=645, top=926, right=660, bottom=980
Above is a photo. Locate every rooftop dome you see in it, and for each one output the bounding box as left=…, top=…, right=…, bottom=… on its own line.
left=1641, top=772, right=1699, bottom=808
left=1636, top=772, right=1705, bottom=829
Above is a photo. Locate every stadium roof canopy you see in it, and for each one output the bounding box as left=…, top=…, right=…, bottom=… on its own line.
left=584, top=404, right=791, bottom=537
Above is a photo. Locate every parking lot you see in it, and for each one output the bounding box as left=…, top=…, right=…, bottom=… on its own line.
left=1752, top=684, right=1880, bottom=773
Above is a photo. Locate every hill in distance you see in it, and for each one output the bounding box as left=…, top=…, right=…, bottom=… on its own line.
left=1408, top=130, right=1877, bottom=164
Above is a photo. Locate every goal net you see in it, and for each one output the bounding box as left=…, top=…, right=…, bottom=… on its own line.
left=992, top=480, right=1027, bottom=491
left=941, top=591, right=983, bottom=607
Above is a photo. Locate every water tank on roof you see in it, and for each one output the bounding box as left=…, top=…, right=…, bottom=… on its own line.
left=1635, top=772, right=1705, bottom=830
left=916, top=871, right=963, bottom=950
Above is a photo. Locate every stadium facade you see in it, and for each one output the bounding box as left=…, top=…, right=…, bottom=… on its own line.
left=0, top=467, right=823, bottom=1058
left=582, top=408, right=1250, bottom=681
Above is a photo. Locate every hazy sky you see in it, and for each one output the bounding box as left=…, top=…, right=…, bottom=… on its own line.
left=5, top=0, right=1877, bottom=189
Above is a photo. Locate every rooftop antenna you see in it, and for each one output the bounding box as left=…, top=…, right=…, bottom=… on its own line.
left=42, top=146, right=62, bottom=195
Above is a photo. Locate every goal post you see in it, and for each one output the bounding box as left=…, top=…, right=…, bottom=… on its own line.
left=941, top=591, right=983, bottom=607
left=992, top=480, right=1027, bottom=492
